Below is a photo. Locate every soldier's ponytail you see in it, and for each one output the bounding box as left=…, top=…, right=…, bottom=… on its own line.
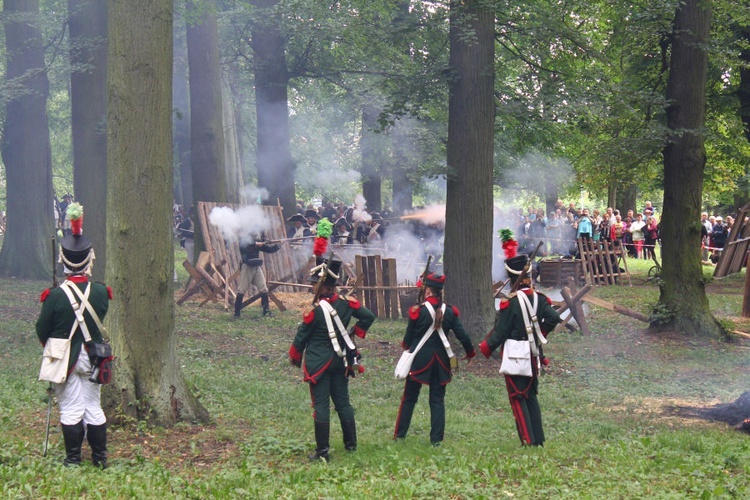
left=430, top=287, right=444, bottom=330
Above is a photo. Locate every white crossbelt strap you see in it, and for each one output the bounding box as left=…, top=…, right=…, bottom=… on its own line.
left=423, top=302, right=454, bottom=358
left=516, top=291, right=547, bottom=357
left=59, top=281, right=95, bottom=343
left=319, top=300, right=357, bottom=359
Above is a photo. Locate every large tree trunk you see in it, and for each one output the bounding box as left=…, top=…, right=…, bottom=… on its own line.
left=0, top=0, right=55, bottom=280
left=69, top=0, right=108, bottom=282
left=361, top=105, right=383, bottom=213
left=107, top=0, right=208, bottom=425
left=653, top=0, right=724, bottom=338
left=391, top=128, right=413, bottom=216
left=187, top=0, right=226, bottom=254
left=251, top=0, right=296, bottom=217
left=443, top=0, right=495, bottom=341
left=173, top=12, right=192, bottom=211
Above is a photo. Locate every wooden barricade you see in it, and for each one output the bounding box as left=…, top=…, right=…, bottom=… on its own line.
left=355, top=255, right=401, bottom=319
left=714, top=202, right=750, bottom=278
left=178, top=201, right=301, bottom=308
left=577, top=238, right=631, bottom=286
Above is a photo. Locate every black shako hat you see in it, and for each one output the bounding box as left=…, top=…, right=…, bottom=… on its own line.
left=309, top=257, right=342, bottom=286
left=59, top=202, right=93, bottom=274
left=505, top=254, right=529, bottom=283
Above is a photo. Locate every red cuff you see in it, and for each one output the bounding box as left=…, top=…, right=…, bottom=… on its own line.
left=466, top=350, right=476, bottom=358
left=479, top=341, right=492, bottom=359
left=288, top=344, right=303, bottom=362
left=353, top=326, right=366, bottom=339
left=401, top=341, right=409, bottom=350
left=107, top=286, right=114, bottom=300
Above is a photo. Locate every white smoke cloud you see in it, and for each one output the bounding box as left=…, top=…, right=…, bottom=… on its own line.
left=208, top=204, right=273, bottom=245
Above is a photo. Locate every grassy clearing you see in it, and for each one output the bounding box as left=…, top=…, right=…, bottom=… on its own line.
left=1, top=255, right=749, bottom=499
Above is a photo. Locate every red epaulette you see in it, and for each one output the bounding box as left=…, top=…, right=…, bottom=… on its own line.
left=302, top=308, right=315, bottom=324
left=40, top=288, right=51, bottom=303
left=451, top=305, right=460, bottom=317
left=546, top=296, right=553, bottom=305
left=408, top=305, right=421, bottom=320
left=347, top=297, right=361, bottom=309
left=107, top=286, right=113, bottom=300
left=499, top=299, right=511, bottom=310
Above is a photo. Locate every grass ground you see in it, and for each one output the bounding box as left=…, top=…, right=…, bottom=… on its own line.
left=1, top=249, right=748, bottom=499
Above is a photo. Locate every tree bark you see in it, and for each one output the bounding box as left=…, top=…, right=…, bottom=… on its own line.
left=251, top=0, right=296, bottom=217
left=107, top=0, right=208, bottom=425
left=69, top=0, right=108, bottom=282
left=444, top=0, right=495, bottom=341
left=187, top=0, right=227, bottom=254
left=654, top=0, right=724, bottom=338
left=361, top=105, right=383, bottom=213
left=173, top=13, right=192, bottom=211
left=0, top=0, right=55, bottom=280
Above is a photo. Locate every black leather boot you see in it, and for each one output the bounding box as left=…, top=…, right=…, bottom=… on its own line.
left=308, top=420, right=330, bottom=461
left=61, top=421, right=85, bottom=466
left=261, top=293, right=274, bottom=317
left=234, top=293, right=244, bottom=318
left=87, top=423, right=108, bottom=469
left=341, top=419, right=357, bottom=451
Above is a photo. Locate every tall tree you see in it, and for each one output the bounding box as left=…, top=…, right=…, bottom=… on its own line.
left=173, top=9, right=193, bottom=211
left=69, top=0, right=108, bottom=282
left=654, top=0, right=724, bottom=337
left=0, top=0, right=54, bottom=280
left=443, top=0, right=495, bottom=339
left=251, top=0, right=296, bottom=216
left=107, top=0, right=208, bottom=425
left=187, top=0, right=226, bottom=252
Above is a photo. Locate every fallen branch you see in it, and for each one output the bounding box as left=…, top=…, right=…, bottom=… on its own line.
left=581, top=295, right=649, bottom=323
left=729, top=329, right=750, bottom=339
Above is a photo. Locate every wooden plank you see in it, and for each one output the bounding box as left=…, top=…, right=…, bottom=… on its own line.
left=561, top=285, right=591, bottom=335
left=582, top=295, right=649, bottom=322
left=373, top=254, right=386, bottom=317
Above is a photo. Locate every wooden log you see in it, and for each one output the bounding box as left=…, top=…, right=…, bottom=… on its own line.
left=561, top=284, right=591, bottom=335
left=581, top=295, right=649, bottom=323
left=729, top=329, right=750, bottom=339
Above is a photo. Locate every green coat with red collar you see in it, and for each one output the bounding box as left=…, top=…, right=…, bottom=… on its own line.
left=35, top=277, right=112, bottom=374
left=481, top=288, right=561, bottom=356
left=402, top=296, right=476, bottom=386
left=289, top=293, right=375, bottom=384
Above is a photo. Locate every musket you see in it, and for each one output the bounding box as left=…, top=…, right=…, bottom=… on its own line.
left=341, top=272, right=364, bottom=301
left=43, top=236, right=57, bottom=457
left=416, top=255, right=432, bottom=304
left=267, top=235, right=316, bottom=244
left=310, top=252, right=337, bottom=306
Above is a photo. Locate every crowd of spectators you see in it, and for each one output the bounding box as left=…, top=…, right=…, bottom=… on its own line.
left=508, top=200, right=737, bottom=265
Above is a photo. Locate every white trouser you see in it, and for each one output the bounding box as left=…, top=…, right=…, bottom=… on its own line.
left=54, top=349, right=106, bottom=426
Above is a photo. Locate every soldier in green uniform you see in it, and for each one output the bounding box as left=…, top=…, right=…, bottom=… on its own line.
left=36, top=203, right=112, bottom=467
left=288, top=258, right=376, bottom=461
left=479, top=253, right=561, bottom=446
left=393, top=273, right=476, bottom=445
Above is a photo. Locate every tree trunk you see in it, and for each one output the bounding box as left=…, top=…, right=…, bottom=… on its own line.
left=444, top=0, right=495, bottom=341
left=391, top=128, right=413, bottom=216
left=69, top=0, right=108, bottom=282
left=187, top=0, right=227, bottom=255
left=251, top=0, right=296, bottom=217
left=361, top=105, right=383, bottom=213
left=653, top=0, right=724, bottom=338
left=0, top=0, right=55, bottom=280
left=107, top=0, right=208, bottom=425
left=173, top=14, right=192, bottom=211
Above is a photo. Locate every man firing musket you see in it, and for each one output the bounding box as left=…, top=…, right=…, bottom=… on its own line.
left=233, top=233, right=281, bottom=319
